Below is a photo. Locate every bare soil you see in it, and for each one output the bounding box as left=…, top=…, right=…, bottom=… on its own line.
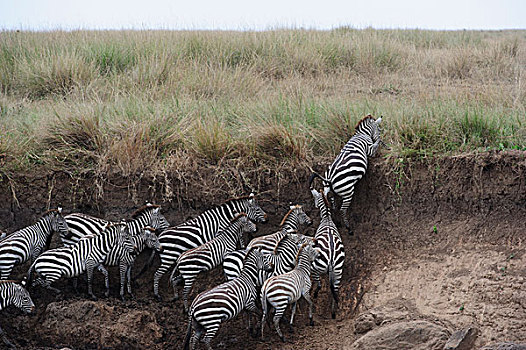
left=1, top=150, right=525, bottom=349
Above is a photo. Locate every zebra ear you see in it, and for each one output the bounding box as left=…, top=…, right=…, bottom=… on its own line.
left=376, top=116, right=383, bottom=124
left=57, top=207, right=63, bottom=214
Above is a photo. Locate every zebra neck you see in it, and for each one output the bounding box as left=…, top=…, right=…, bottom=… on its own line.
left=35, top=216, right=53, bottom=236
left=195, top=199, right=248, bottom=236
left=0, top=284, right=12, bottom=311
left=281, top=214, right=299, bottom=231
left=126, top=212, right=151, bottom=235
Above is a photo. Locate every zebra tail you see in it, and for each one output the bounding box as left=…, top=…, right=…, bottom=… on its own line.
left=182, top=314, right=193, bottom=350
left=328, top=264, right=337, bottom=302
left=309, top=172, right=327, bottom=189
left=168, top=265, right=179, bottom=287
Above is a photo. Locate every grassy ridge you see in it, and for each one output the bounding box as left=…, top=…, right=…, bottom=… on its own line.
left=0, top=29, right=525, bottom=178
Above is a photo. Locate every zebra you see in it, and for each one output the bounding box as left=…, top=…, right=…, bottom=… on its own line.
left=0, top=208, right=69, bottom=280
left=61, top=203, right=169, bottom=246
left=27, top=221, right=135, bottom=300
left=310, top=187, right=345, bottom=319
left=182, top=247, right=273, bottom=350
left=0, top=280, right=35, bottom=349
left=222, top=204, right=312, bottom=282
left=223, top=232, right=313, bottom=284
left=247, top=203, right=312, bottom=251
left=99, top=226, right=162, bottom=301
left=260, top=242, right=319, bottom=342
left=310, top=114, right=383, bottom=234
left=153, top=193, right=267, bottom=300
left=170, top=213, right=256, bottom=311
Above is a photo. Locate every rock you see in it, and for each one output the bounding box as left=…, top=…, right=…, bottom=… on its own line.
left=443, top=327, right=478, bottom=350
left=354, top=313, right=375, bottom=334
left=480, top=343, right=526, bottom=350
left=346, top=320, right=450, bottom=350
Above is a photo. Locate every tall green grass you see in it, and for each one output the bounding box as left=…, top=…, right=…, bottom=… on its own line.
left=0, top=29, right=524, bottom=177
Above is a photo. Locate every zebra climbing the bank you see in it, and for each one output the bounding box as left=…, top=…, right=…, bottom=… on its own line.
left=27, top=222, right=135, bottom=300
left=182, top=248, right=273, bottom=350
left=310, top=114, right=383, bottom=234
left=0, top=280, right=35, bottom=349
left=61, top=203, right=169, bottom=246
left=310, top=187, right=345, bottom=319
left=170, top=213, right=257, bottom=312
left=222, top=204, right=312, bottom=282
left=153, top=193, right=267, bottom=300
left=260, top=242, right=319, bottom=342
left=100, top=226, right=162, bottom=301
left=0, top=208, right=69, bottom=280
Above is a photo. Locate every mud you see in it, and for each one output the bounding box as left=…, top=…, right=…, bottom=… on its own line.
left=1, top=150, right=525, bottom=349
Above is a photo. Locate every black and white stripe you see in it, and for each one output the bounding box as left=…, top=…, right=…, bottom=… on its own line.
left=310, top=188, right=345, bottom=319
left=0, top=208, right=69, bottom=280
left=0, top=280, right=35, bottom=349
left=28, top=222, right=135, bottom=300
left=170, top=213, right=256, bottom=311
left=99, top=226, right=161, bottom=300
left=222, top=204, right=311, bottom=283
left=182, top=248, right=273, bottom=350
left=153, top=193, right=267, bottom=300
left=260, top=242, right=319, bottom=341
left=61, top=204, right=169, bottom=246
left=311, top=115, right=382, bottom=234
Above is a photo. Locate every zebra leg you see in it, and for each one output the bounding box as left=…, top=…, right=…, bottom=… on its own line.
left=339, top=190, right=355, bottom=235
left=312, top=272, right=322, bottom=299
left=86, top=260, right=98, bottom=301
left=273, top=305, right=287, bottom=342
left=119, top=261, right=128, bottom=301
left=303, top=293, right=315, bottom=326
left=201, top=324, right=220, bottom=350
left=182, top=276, right=195, bottom=313
left=0, top=325, right=16, bottom=349
left=245, top=300, right=261, bottom=338
left=126, top=263, right=134, bottom=299
left=153, top=261, right=173, bottom=301
left=289, top=302, right=297, bottom=333
left=190, top=319, right=204, bottom=350
left=97, top=265, right=110, bottom=298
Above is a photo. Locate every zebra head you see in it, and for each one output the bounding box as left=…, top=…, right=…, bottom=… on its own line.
left=50, top=207, right=70, bottom=236
left=355, top=114, right=382, bottom=143
left=11, top=283, right=36, bottom=314
left=117, top=221, right=138, bottom=256
left=245, top=248, right=273, bottom=276
left=290, top=204, right=312, bottom=227
left=133, top=204, right=170, bottom=231
left=149, top=207, right=170, bottom=231
left=245, top=193, right=268, bottom=224
left=142, top=226, right=163, bottom=252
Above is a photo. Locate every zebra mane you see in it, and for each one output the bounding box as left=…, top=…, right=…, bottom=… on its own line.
left=230, top=212, right=248, bottom=223
left=273, top=230, right=298, bottom=255
left=354, top=114, right=375, bottom=130
left=131, top=204, right=160, bottom=219
left=279, top=205, right=301, bottom=227
left=0, top=280, right=19, bottom=285
left=43, top=208, right=61, bottom=217
left=294, top=242, right=310, bottom=265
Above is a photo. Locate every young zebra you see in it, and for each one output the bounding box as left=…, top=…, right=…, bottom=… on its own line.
left=310, top=187, right=345, bottom=319
left=183, top=248, right=273, bottom=350
left=61, top=203, right=169, bottom=246
left=0, top=280, right=35, bottom=349
left=0, top=208, right=69, bottom=280
left=222, top=204, right=312, bottom=281
left=153, top=193, right=267, bottom=300
left=99, top=226, right=162, bottom=301
left=27, top=222, right=135, bottom=300
left=260, top=242, right=319, bottom=342
left=170, top=213, right=256, bottom=312
left=310, top=114, right=383, bottom=234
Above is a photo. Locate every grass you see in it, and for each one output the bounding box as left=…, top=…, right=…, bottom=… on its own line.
left=0, top=28, right=525, bottom=179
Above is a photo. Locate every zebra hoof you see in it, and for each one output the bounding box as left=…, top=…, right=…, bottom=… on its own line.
left=89, top=294, right=98, bottom=301
left=331, top=312, right=336, bottom=319
left=120, top=295, right=126, bottom=302
left=288, top=325, right=294, bottom=334
left=309, top=319, right=314, bottom=326
left=280, top=335, right=286, bottom=343
left=154, top=294, right=162, bottom=302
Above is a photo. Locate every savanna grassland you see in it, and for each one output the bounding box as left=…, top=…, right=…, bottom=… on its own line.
left=0, top=28, right=525, bottom=183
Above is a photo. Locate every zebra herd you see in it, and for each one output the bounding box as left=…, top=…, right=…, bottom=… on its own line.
left=0, top=114, right=383, bottom=349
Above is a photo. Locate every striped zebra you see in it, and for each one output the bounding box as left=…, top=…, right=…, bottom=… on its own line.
left=0, top=280, right=35, bottom=349
left=61, top=203, right=169, bottom=246
left=170, top=213, right=256, bottom=311
left=222, top=204, right=312, bottom=281
left=99, top=226, right=162, bottom=301
left=0, top=208, right=69, bottom=280
left=183, top=248, right=273, bottom=350
left=223, top=232, right=313, bottom=284
left=260, top=242, right=319, bottom=342
left=310, top=187, right=345, bottom=319
left=27, top=222, right=135, bottom=300
left=153, top=193, right=267, bottom=300
left=310, top=114, right=383, bottom=234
